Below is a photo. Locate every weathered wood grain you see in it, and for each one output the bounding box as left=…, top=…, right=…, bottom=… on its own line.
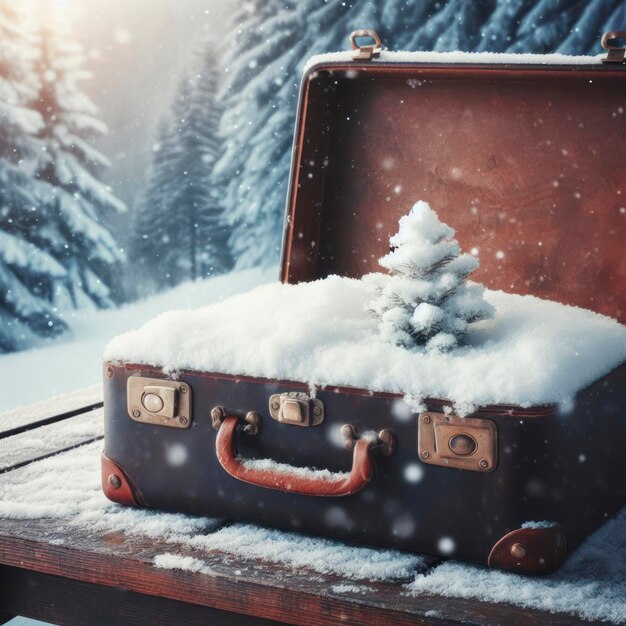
left=0, top=384, right=102, bottom=439
left=0, top=517, right=596, bottom=626
left=0, top=566, right=281, bottom=626
left=0, top=407, right=103, bottom=472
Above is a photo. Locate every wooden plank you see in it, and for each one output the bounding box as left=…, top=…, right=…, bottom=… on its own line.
left=0, top=385, right=102, bottom=439
left=0, top=517, right=598, bottom=626
left=0, top=565, right=282, bottom=626
left=0, top=407, right=103, bottom=472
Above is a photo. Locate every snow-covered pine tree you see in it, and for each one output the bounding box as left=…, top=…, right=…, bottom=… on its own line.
left=212, top=0, right=620, bottom=270
left=130, top=118, right=182, bottom=295
left=213, top=0, right=382, bottom=269
left=130, top=42, right=231, bottom=294
left=368, top=201, right=494, bottom=352
left=0, top=0, right=69, bottom=352
left=31, top=6, right=126, bottom=311
left=169, top=46, right=232, bottom=283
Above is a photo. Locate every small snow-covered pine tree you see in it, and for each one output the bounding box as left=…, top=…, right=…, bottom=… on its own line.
left=368, top=201, right=494, bottom=352
left=32, top=7, right=126, bottom=310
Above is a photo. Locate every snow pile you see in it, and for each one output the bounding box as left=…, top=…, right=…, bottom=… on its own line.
left=303, top=49, right=602, bottom=74
left=105, top=276, right=626, bottom=408
left=183, top=524, right=424, bottom=581
left=409, top=507, right=626, bottom=625
left=154, top=554, right=210, bottom=575
left=241, top=457, right=350, bottom=482
left=368, top=201, right=494, bottom=351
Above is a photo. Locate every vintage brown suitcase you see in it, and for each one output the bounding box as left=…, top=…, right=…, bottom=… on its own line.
left=102, top=31, right=626, bottom=575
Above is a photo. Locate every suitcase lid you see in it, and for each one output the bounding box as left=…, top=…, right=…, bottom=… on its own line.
left=281, top=31, right=626, bottom=323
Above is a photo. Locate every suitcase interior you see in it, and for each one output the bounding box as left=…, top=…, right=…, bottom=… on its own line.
left=104, top=56, right=625, bottom=575
left=282, top=61, right=625, bottom=323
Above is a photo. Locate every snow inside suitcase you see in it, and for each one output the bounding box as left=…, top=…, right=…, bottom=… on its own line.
left=102, top=32, right=626, bottom=575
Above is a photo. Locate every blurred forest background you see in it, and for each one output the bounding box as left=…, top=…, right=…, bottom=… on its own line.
left=1, top=0, right=625, bottom=354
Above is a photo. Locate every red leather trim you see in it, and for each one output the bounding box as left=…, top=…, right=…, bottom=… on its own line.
left=488, top=525, right=567, bottom=575
left=101, top=452, right=141, bottom=507
left=215, top=415, right=374, bottom=497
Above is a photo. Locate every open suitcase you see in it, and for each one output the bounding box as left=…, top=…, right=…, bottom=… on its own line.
left=102, top=31, right=626, bottom=575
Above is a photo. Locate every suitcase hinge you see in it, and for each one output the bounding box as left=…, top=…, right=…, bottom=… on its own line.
left=349, top=29, right=382, bottom=61
left=417, top=411, right=497, bottom=472
left=601, top=31, right=626, bottom=64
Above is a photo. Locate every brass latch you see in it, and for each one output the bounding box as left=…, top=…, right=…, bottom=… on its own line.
left=127, top=376, right=192, bottom=428
left=349, top=29, right=382, bottom=61
left=601, top=31, right=626, bottom=64
left=268, top=392, right=324, bottom=427
left=417, top=412, right=497, bottom=472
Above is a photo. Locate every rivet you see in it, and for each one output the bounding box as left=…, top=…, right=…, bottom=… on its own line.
left=105, top=365, right=114, bottom=379
left=179, top=416, right=188, bottom=425
left=423, top=415, right=431, bottom=424
left=271, top=401, right=280, bottom=411
left=421, top=450, right=430, bottom=459
left=108, top=474, right=122, bottom=490
left=179, top=384, right=188, bottom=394
left=510, top=542, right=527, bottom=559
left=479, top=458, right=489, bottom=469
left=313, top=405, right=322, bottom=417
left=132, top=409, right=141, bottom=418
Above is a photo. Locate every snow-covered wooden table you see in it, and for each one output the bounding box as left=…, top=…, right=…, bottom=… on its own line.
left=0, top=390, right=624, bottom=626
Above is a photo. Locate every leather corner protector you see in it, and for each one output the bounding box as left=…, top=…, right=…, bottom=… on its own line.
left=101, top=452, right=142, bottom=507
left=488, top=524, right=567, bottom=575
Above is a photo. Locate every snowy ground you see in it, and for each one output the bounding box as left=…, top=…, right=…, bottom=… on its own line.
left=0, top=268, right=275, bottom=412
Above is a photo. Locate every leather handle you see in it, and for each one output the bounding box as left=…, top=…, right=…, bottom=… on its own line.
left=215, top=415, right=376, bottom=497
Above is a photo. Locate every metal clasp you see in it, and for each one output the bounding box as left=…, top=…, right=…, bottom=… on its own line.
left=601, top=31, right=626, bottom=64
left=418, top=412, right=497, bottom=472
left=127, top=376, right=192, bottom=428
left=269, top=392, right=324, bottom=427
left=349, top=29, right=382, bottom=61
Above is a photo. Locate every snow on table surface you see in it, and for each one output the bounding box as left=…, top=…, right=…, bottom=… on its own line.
left=0, top=440, right=624, bottom=624
left=105, top=276, right=626, bottom=409
left=303, top=49, right=603, bottom=74
left=0, top=407, right=103, bottom=471
left=0, top=384, right=102, bottom=431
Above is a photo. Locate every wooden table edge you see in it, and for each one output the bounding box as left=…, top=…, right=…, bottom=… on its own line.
left=0, top=529, right=595, bottom=626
